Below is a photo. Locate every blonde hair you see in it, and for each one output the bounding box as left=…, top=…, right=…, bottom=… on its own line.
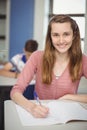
left=42, top=14, right=82, bottom=84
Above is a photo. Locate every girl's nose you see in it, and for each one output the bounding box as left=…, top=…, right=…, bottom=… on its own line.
left=59, top=36, right=64, bottom=43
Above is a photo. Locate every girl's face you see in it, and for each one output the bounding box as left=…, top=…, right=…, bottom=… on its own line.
left=51, top=22, right=73, bottom=54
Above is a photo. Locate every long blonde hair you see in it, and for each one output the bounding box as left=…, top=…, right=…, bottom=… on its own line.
left=42, top=14, right=82, bottom=84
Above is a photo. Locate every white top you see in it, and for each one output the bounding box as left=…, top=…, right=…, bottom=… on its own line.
left=11, top=54, right=25, bottom=72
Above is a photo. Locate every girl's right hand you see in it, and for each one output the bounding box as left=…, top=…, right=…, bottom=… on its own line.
left=30, top=103, right=49, bottom=118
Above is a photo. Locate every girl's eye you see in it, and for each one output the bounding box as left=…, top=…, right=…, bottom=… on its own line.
left=52, top=33, right=59, bottom=37
left=64, top=33, right=70, bottom=36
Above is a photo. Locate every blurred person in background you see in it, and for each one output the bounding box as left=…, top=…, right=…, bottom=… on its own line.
left=0, top=39, right=38, bottom=99
left=0, top=39, right=38, bottom=78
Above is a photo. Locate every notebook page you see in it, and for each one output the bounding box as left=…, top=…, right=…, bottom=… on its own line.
left=15, top=100, right=87, bottom=126
left=15, top=102, right=61, bottom=126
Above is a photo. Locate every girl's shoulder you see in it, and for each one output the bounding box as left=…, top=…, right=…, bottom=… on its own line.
left=32, top=50, right=43, bottom=54
left=28, top=50, right=44, bottom=64
left=31, top=50, right=44, bottom=58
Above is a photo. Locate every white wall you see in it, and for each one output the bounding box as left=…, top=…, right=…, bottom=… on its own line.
left=33, top=0, right=49, bottom=50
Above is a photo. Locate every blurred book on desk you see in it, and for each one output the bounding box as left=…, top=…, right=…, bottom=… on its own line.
left=15, top=100, right=87, bottom=126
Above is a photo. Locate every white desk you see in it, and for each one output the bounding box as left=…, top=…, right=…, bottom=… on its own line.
left=5, top=100, right=87, bottom=130
left=1, top=76, right=87, bottom=130
left=0, top=76, right=17, bottom=130
left=0, top=76, right=35, bottom=130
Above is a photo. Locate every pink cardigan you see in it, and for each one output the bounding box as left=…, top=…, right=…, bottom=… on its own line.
left=10, top=51, right=87, bottom=99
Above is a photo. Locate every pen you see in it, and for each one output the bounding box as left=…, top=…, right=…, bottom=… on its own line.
left=34, top=91, right=41, bottom=105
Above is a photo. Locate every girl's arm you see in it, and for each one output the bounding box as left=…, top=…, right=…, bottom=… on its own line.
left=59, top=94, right=87, bottom=103
left=11, top=92, right=49, bottom=118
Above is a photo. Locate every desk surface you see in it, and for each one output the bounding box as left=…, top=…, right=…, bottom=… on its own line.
left=0, top=76, right=35, bottom=86
left=0, top=76, right=17, bottom=86
left=4, top=100, right=87, bottom=130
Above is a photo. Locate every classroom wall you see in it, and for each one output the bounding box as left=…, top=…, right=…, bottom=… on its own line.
left=9, top=0, right=34, bottom=59
left=33, top=0, right=49, bottom=50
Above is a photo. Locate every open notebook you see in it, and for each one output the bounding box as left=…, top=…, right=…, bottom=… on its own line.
left=15, top=100, right=87, bottom=126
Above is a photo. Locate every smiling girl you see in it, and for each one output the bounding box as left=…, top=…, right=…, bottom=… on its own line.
left=10, top=14, right=87, bottom=118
